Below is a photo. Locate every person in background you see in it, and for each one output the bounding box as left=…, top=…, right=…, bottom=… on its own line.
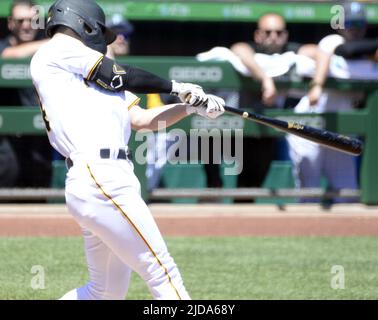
left=286, top=1, right=375, bottom=203
left=322, top=1, right=377, bottom=61
left=0, top=0, right=47, bottom=58
left=230, top=13, right=330, bottom=197
left=106, top=13, right=134, bottom=58
left=0, top=0, right=51, bottom=189
left=0, top=138, right=19, bottom=188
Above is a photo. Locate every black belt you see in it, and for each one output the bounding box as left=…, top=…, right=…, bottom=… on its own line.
left=99, top=148, right=132, bottom=160
left=66, top=148, right=132, bottom=169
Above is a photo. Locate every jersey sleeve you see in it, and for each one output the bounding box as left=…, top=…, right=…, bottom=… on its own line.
left=51, top=36, right=104, bottom=79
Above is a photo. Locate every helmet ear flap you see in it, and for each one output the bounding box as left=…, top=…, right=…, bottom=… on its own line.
left=83, top=20, right=105, bottom=37
left=83, top=22, right=94, bottom=35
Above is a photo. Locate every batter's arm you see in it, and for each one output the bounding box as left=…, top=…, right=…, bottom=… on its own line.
left=129, top=95, right=225, bottom=131
left=87, top=56, right=208, bottom=106
left=129, top=103, right=188, bottom=132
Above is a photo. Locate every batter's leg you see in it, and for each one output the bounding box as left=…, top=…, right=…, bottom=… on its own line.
left=65, top=162, right=190, bottom=300
left=60, top=228, right=132, bottom=300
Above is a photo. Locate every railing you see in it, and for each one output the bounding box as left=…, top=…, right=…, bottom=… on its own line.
left=150, top=188, right=361, bottom=201
left=0, top=188, right=361, bottom=202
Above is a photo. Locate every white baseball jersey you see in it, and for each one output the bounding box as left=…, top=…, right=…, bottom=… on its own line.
left=30, top=33, right=140, bottom=160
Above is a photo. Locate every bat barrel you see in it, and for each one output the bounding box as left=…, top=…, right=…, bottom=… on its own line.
left=223, top=106, right=363, bottom=156
left=292, top=126, right=363, bottom=156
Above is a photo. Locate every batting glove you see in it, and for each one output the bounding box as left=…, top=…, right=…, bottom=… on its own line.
left=186, top=94, right=225, bottom=119
left=171, top=80, right=208, bottom=107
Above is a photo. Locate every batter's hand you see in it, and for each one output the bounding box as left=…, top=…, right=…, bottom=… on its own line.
left=170, top=80, right=208, bottom=106
left=186, top=94, right=225, bottom=119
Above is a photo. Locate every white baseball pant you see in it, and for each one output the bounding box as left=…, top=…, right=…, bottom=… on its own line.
left=60, top=156, right=190, bottom=300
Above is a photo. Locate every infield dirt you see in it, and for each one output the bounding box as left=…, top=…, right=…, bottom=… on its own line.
left=0, top=204, right=377, bottom=237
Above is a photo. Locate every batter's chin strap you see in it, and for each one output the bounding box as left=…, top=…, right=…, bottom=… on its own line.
left=87, top=56, right=173, bottom=94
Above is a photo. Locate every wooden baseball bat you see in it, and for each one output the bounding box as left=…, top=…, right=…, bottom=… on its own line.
left=224, top=105, right=363, bottom=156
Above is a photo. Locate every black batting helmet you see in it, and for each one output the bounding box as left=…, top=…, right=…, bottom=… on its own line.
left=46, top=0, right=116, bottom=54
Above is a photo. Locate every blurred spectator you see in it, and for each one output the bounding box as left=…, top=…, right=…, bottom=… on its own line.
left=0, top=138, right=19, bottom=187
left=231, top=13, right=329, bottom=108
left=328, top=1, right=377, bottom=61
left=0, top=0, right=51, bottom=189
left=286, top=1, right=376, bottom=203
left=229, top=13, right=330, bottom=195
left=0, top=0, right=47, bottom=59
left=106, top=13, right=134, bottom=58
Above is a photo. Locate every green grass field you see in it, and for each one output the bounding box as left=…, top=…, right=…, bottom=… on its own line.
left=1, top=236, right=377, bottom=300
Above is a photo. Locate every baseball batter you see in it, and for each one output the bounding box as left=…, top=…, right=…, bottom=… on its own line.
left=31, top=0, right=225, bottom=300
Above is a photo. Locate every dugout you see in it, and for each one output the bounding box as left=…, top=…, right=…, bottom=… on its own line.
left=0, top=0, right=377, bottom=204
